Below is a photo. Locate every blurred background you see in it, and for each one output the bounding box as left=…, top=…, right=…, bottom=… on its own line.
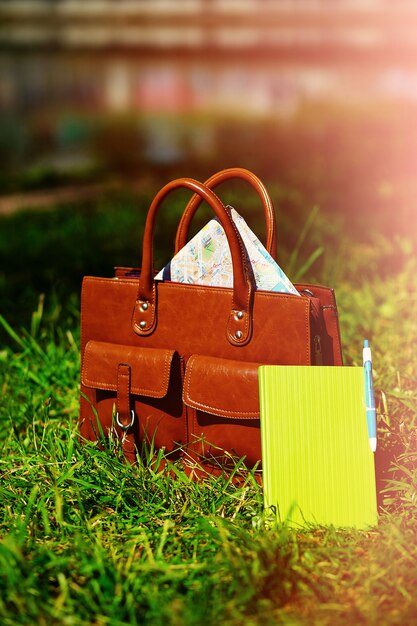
left=1, top=0, right=417, bottom=323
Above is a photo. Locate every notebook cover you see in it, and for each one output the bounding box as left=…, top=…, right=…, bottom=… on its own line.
left=259, top=366, right=377, bottom=528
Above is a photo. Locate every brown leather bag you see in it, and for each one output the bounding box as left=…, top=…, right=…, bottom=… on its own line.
left=79, top=174, right=343, bottom=473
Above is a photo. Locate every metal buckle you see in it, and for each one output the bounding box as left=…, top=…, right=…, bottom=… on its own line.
left=116, top=410, right=135, bottom=431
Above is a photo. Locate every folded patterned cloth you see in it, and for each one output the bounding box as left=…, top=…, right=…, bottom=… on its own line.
left=155, top=207, right=300, bottom=295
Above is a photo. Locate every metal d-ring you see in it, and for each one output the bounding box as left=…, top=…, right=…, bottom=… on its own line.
left=116, top=410, right=135, bottom=431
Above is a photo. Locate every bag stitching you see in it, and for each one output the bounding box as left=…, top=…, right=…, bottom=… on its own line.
left=184, top=355, right=259, bottom=418
left=116, top=364, right=130, bottom=417
left=82, top=342, right=173, bottom=397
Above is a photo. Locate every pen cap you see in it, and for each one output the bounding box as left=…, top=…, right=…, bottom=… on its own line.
left=363, top=339, right=372, bottom=364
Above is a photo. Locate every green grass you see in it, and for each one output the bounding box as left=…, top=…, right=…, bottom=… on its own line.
left=1, top=192, right=416, bottom=624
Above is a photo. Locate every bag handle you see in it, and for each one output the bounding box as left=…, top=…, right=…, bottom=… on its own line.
left=174, top=167, right=277, bottom=259
left=132, top=178, right=254, bottom=346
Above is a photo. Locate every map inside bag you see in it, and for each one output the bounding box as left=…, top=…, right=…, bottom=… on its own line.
left=155, top=207, right=300, bottom=295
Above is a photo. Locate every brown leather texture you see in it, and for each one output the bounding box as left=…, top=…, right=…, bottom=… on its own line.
left=79, top=173, right=343, bottom=473
left=296, top=283, right=343, bottom=367
left=183, top=355, right=261, bottom=419
left=132, top=178, right=255, bottom=346
left=82, top=341, right=175, bottom=398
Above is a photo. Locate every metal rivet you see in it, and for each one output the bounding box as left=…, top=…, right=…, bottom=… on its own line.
left=139, top=321, right=146, bottom=329
left=236, top=311, right=244, bottom=319
left=141, top=302, right=148, bottom=311
left=235, top=330, right=243, bottom=339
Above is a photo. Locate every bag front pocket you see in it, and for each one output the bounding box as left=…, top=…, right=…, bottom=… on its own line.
left=183, top=354, right=261, bottom=468
left=80, top=341, right=186, bottom=456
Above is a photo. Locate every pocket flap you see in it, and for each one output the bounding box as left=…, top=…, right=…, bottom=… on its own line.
left=183, top=355, right=260, bottom=419
left=82, top=340, right=175, bottom=398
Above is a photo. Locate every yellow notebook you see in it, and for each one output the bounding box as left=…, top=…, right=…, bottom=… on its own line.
left=259, top=366, right=377, bottom=529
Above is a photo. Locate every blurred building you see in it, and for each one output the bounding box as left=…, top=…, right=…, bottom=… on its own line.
left=1, top=0, right=417, bottom=173
left=1, top=0, right=417, bottom=116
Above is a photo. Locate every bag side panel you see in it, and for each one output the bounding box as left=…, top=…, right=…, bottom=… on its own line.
left=296, top=283, right=343, bottom=366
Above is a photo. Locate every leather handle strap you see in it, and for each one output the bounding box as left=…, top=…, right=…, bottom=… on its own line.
left=174, top=168, right=277, bottom=260
left=132, top=177, right=254, bottom=346
left=116, top=363, right=137, bottom=464
left=116, top=364, right=134, bottom=430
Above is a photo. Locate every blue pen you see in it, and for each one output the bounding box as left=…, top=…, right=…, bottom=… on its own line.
left=363, top=340, right=377, bottom=452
